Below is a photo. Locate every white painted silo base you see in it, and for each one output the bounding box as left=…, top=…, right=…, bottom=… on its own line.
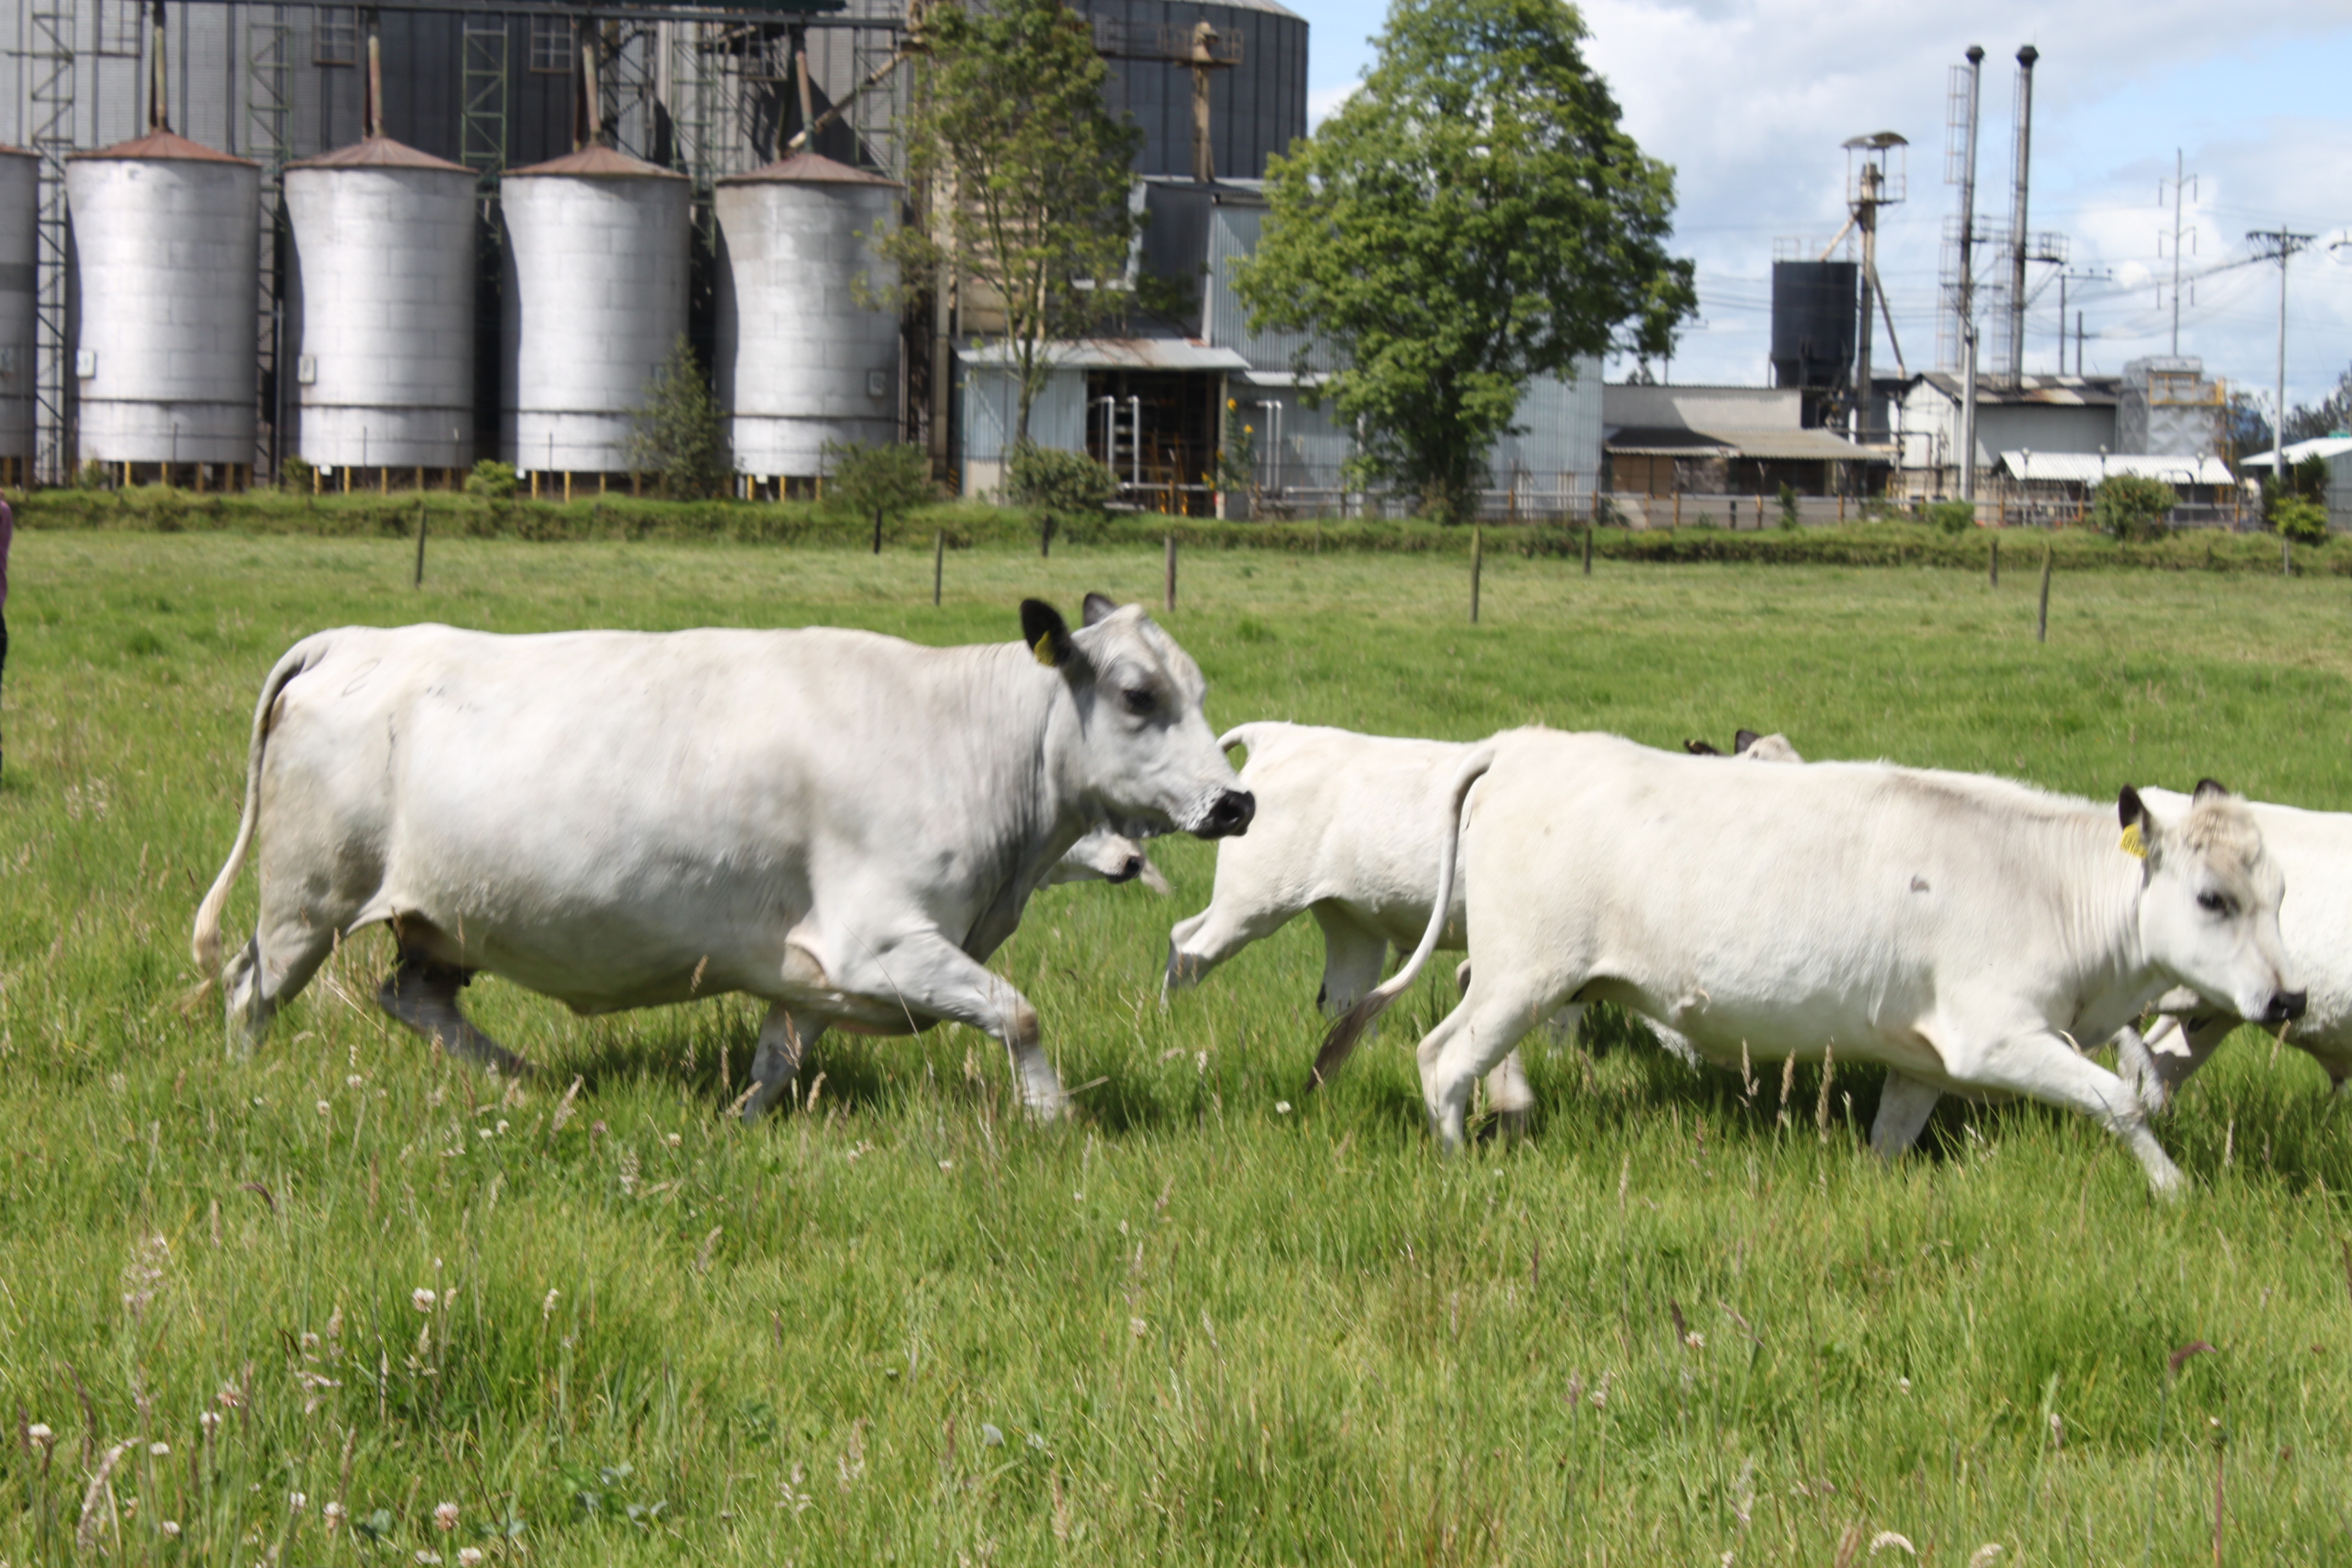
left=732, top=414, right=898, bottom=478
left=77, top=399, right=255, bottom=465
left=301, top=407, right=474, bottom=470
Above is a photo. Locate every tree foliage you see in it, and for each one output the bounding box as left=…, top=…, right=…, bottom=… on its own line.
left=887, top=0, right=1143, bottom=450
left=823, top=440, right=936, bottom=521
left=1232, top=0, right=1695, bottom=524
left=2091, top=474, right=2178, bottom=542
left=630, top=337, right=733, bottom=500
left=2284, top=361, right=2352, bottom=445
left=1007, top=442, right=1117, bottom=517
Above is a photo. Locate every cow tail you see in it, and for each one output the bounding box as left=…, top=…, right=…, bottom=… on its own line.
left=1305, top=742, right=1494, bottom=1092
left=190, top=638, right=323, bottom=985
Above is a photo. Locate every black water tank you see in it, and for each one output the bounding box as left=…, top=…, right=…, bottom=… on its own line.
left=1770, top=261, right=1858, bottom=389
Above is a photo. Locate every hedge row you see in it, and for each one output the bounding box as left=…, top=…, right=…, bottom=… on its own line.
left=12, top=486, right=2333, bottom=574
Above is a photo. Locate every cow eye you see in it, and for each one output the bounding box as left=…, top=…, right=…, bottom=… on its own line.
left=2195, top=890, right=2232, bottom=917
left=1121, top=686, right=1155, bottom=715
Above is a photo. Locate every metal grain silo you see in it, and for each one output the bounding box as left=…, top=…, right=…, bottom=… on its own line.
left=715, top=153, right=901, bottom=478
left=0, top=146, right=35, bottom=487
left=499, top=146, right=690, bottom=476
left=284, top=137, right=478, bottom=477
left=66, top=130, right=259, bottom=478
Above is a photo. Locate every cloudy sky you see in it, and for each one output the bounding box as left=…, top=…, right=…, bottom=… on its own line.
left=1283, top=0, right=2352, bottom=423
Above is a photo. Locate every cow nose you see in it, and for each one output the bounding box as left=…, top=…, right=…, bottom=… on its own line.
left=1112, top=855, right=1144, bottom=883
left=1196, top=789, right=1256, bottom=839
left=2266, top=990, right=2309, bottom=1024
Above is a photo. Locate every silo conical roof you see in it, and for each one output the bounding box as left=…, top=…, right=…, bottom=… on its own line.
left=717, top=151, right=899, bottom=189
left=287, top=135, right=470, bottom=173
left=71, top=128, right=255, bottom=165
left=504, top=145, right=685, bottom=180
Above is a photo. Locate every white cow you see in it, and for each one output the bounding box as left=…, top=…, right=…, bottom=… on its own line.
left=1164, top=723, right=1799, bottom=1120
left=1316, top=730, right=2302, bottom=1194
left=1049, top=826, right=1171, bottom=894
left=191, top=595, right=1253, bottom=1117
left=2104, top=789, right=2352, bottom=1109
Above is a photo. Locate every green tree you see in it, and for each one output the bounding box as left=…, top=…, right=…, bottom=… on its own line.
left=1233, top=0, right=1694, bottom=524
left=2090, top=474, right=2178, bottom=542
left=2284, top=362, right=2352, bottom=445
left=630, top=336, right=733, bottom=500
left=823, top=440, right=937, bottom=553
left=886, top=0, right=1143, bottom=451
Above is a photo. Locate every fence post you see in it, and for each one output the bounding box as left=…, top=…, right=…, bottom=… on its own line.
left=1583, top=518, right=1594, bottom=576
left=872, top=505, right=885, bottom=556
left=933, top=529, right=945, bottom=607
left=1041, top=514, right=1053, bottom=558
left=2036, top=546, right=2053, bottom=643
left=1990, top=536, right=1999, bottom=589
left=1470, top=525, right=1483, bottom=623
left=1164, top=534, right=1177, bottom=613
left=413, top=502, right=428, bottom=588
left=2284, top=538, right=2292, bottom=576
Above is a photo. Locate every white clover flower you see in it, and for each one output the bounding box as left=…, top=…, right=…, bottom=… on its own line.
left=316, top=1100, right=332, bottom=1117
left=149, top=1441, right=170, bottom=1457
left=457, top=1550, right=485, bottom=1567
left=416, top=1553, right=442, bottom=1566
left=434, top=1500, right=460, bottom=1531
left=161, top=1519, right=181, bottom=1537
left=346, top=1075, right=365, bottom=1090
left=289, top=1492, right=307, bottom=1512
left=1275, top=1101, right=1292, bottom=1115
left=1684, top=1330, right=1706, bottom=1351
left=1129, top=1317, right=1149, bottom=1340
left=666, top=1133, right=683, bottom=1149
left=542, top=1288, right=560, bottom=1320
left=199, top=1411, right=222, bottom=1435
left=27, top=1423, right=52, bottom=1448
left=323, top=1501, right=347, bottom=1532
left=412, top=1288, right=437, bottom=1313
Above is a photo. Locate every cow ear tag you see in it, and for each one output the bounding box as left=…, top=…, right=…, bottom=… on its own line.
left=2119, top=822, right=2148, bottom=860
left=1032, top=632, right=1059, bottom=668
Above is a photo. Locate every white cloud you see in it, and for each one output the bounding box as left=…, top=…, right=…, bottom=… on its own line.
left=1567, top=0, right=2352, bottom=408
left=1307, top=80, right=1361, bottom=129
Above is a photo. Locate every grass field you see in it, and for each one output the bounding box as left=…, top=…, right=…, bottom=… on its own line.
left=3, top=529, right=2350, bottom=1565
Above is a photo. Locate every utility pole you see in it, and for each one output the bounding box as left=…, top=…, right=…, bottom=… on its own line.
left=2248, top=228, right=2314, bottom=488
left=1955, top=45, right=1984, bottom=501
left=2161, top=151, right=2197, bottom=355
left=2055, top=269, right=2108, bottom=375
left=1839, top=132, right=1907, bottom=446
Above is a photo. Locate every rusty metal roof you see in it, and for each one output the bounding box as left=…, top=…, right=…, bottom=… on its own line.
left=505, top=144, right=685, bottom=180
left=718, top=152, right=898, bottom=188
left=288, top=135, right=470, bottom=174
left=71, top=129, right=255, bottom=165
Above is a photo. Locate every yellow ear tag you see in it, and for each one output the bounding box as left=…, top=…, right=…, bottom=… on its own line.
left=1032, top=632, right=1058, bottom=668
left=2119, top=822, right=2149, bottom=860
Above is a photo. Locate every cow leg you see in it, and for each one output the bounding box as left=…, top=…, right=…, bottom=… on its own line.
left=742, top=1004, right=826, bottom=1122
left=1417, top=977, right=1557, bottom=1152
left=1484, top=1050, right=1535, bottom=1137
left=1163, top=892, right=1299, bottom=1000
left=1869, top=1071, right=1942, bottom=1161
left=376, top=959, right=531, bottom=1077
left=220, top=919, right=340, bottom=1059
left=2116, top=1015, right=2236, bottom=1117
left=1944, top=1024, right=2183, bottom=1197
left=831, top=932, right=1067, bottom=1118
left=1313, top=906, right=1388, bottom=1016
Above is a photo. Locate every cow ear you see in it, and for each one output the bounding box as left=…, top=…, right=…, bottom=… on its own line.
left=1081, top=592, right=1120, bottom=627
left=1683, top=738, right=1722, bottom=756
left=2117, top=785, right=2157, bottom=861
left=2119, top=785, right=2147, bottom=831
left=2192, top=777, right=2231, bottom=805
left=1734, top=729, right=1761, bottom=755
left=1020, top=600, right=1077, bottom=669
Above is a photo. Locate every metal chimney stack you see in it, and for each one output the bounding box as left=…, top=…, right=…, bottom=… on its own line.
left=2006, top=44, right=2038, bottom=387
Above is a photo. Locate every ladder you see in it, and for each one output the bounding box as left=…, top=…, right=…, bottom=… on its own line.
left=27, top=0, right=72, bottom=481
left=247, top=3, right=292, bottom=480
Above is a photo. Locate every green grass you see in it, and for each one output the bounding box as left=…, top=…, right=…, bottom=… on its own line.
left=3, top=529, right=2350, bottom=1565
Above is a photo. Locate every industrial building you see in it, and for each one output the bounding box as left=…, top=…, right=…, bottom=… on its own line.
left=3, top=0, right=1454, bottom=510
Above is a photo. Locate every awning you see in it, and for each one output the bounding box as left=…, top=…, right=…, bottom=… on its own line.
left=1997, top=451, right=2234, bottom=485
left=955, top=338, right=1250, bottom=373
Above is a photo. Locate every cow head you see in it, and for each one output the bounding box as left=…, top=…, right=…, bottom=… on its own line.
left=2125, top=781, right=2303, bottom=1026
left=1022, top=595, right=1255, bottom=840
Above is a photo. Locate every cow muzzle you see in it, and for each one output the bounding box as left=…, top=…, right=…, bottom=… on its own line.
left=1107, top=853, right=1145, bottom=884
left=2262, top=989, right=2308, bottom=1026
left=1193, top=788, right=1256, bottom=840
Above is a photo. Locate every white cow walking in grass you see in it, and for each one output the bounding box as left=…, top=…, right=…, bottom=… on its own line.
left=191, top=595, right=1253, bottom=1117
left=1164, top=721, right=1798, bottom=1122
left=1316, top=730, right=2302, bottom=1194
